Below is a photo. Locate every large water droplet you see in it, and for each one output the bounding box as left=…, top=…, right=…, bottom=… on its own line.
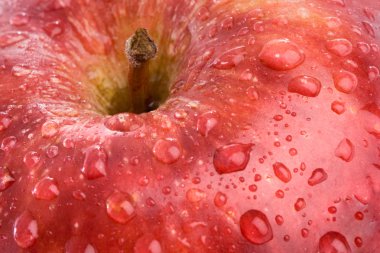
left=259, top=39, right=305, bottom=71
left=211, top=46, right=246, bottom=70
left=0, top=167, right=15, bottom=192
left=213, top=143, right=253, bottom=174
left=196, top=111, right=218, bottom=137
left=294, top=198, right=306, bottom=211
left=0, top=32, right=28, bottom=48
left=335, top=138, right=354, bottom=162
left=333, top=70, right=358, bottom=94
left=288, top=75, right=322, bottom=97
left=273, top=162, right=292, bottom=183
left=240, top=209, right=273, bottom=245
left=326, top=39, right=353, bottom=57
left=308, top=168, right=328, bottom=186
left=319, top=231, right=351, bottom=253
left=152, top=138, right=182, bottom=164
left=32, top=177, right=59, bottom=200
left=81, top=146, right=108, bottom=179
left=104, top=113, right=143, bottom=132
left=13, top=211, right=38, bottom=248
left=106, top=191, right=135, bottom=224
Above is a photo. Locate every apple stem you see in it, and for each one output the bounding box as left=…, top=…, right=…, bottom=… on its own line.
left=125, top=28, right=157, bottom=113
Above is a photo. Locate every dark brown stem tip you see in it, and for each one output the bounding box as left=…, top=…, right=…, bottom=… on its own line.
left=125, top=28, right=157, bottom=67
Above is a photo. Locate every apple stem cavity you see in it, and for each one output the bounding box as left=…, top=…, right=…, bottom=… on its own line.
left=125, top=28, right=157, bottom=113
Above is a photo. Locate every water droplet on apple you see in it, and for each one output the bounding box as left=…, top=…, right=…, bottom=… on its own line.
left=324, top=17, right=342, bottom=29
left=23, top=151, right=41, bottom=169
left=0, top=32, right=28, bottom=48
left=214, top=191, right=227, bottom=207
left=328, top=206, right=337, bottom=214
left=301, top=228, right=309, bottom=238
left=288, top=75, right=322, bottom=97
left=84, top=244, right=96, bottom=253
left=104, top=113, right=143, bottom=132
left=0, top=114, right=12, bottom=131
left=211, top=46, right=246, bottom=70
left=13, top=211, right=38, bottom=248
left=275, top=215, right=284, bottom=225
left=106, top=191, right=135, bottom=224
left=46, top=145, right=59, bottom=158
left=275, top=190, right=284, bottom=198
left=357, top=42, right=370, bottom=54
left=331, top=101, right=346, bottom=115
left=9, top=12, right=30, bottom=26
left=221, top=16, right=234, bottom=30
left=237, top=27, right=250, bottom=36
left=32, top=177, right=59, bottom=200
left=354, top=211, right=364, bottom=220
left=186, top=188, right=206, bottom=203
left=1, top=136, right=17, bottom=151
left=368, top=66, right=379, bottom=82
left=134, top=234, right=162, bottom=253
left=197, top=111, right=218, bottom=137
left=0, top=167, right=15, bottom=192
left=43, top=20, right=64, bottom=38
left=294, top=198, right=306, bottom=211
left=326, top=39, right=353, bottom=57
left=152, top=138, right=182, bottom=164
left=239, top=69, right=253, bottom=81
left=246, top=86, right=259, bottom=100
left=273, top=162, right=292, bottom=183
left=259, top=39, right=305, bottom=71
left=354, top=236, right=363, bottom=247
left=333, top=70, right=358, bottom=94
left=72, top=190, right=86, bottom=201
left=308, top=168, right=328, bottom=186
left=81, top=146, right=107, bottom=179
left=41, top=121, right=59, bottom=138
left=240, top=209, right=273, bottom=245
left=12, top=65, right=32, bottom=77
left=318, top=231, right=351, bottom=253
left=362, top=21, right=375, bottom=38
left=213, top=143, right=253, bottom=174
left=335, top=138, right=354, bottom=162
left=197, top=6, right=210, bottom=21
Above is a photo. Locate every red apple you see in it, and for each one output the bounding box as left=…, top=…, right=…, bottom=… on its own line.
left=0, top=0, right=379, bottom=252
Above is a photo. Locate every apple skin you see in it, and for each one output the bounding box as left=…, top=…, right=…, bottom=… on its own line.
left=0, top=0, right=380, bottom=252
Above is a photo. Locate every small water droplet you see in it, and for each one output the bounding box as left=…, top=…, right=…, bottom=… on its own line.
left=333, top=70, right=358, bottom=94
left=213, top=143, right=253, bottom=174
left=362, top=21, right=375, bottom=38
left=239, top=69, right=253, bottom=81
left=331, top=101, right=346, bottom=115
left=319, top=231, right=351, bottom=253
left=13, top=211, right=38, bottom=248
left=259, top=39, right=305, bottom=71
left=1, top=136, right=17, bottom=151
left=335, top=138, right=354, bottom=162
left=294, top=198, right=306, bottom=211
left=72, top=190, right=86, bottom=201
left=214, top=192, right=227, bottom=207
left=368, top=66, right=379, bottom=82
left=186, top=188, right=206, bottom=203
left=9, top=12, right=30, bottom=26
left=197, top=111, right=218, bottom=137
left=197, top=6, right=210, bottom=21
left=354, top=236, right=363, bottom=248
left=326, top=39, right=353, bottom=57
left=221, top=16, right=234, bottom=30
left=357, top=42, right=370, bottom=54
left=134, top=234, right=162, bottom=253
left=0, top=32, right=28, bottom=48
left=253, top=21, right=265, bottom=32
left=104, top=113, right=143, bottom=132
left=106, top=191, right=135, bottom=224
left=328, top=206, right=337, bottom=214
left=0, top=167, right=15, bottom=192
left=325, top=17, right=342, bottom=29
left=23, top=151, right=41, bottom=169
left=153, top=138, right=182, bottom=164
left=308, top=168, right=328, bottom=186
left=354, top=211, right=364, bottom=220
left=273, top=162, right=292, bottom=183
left=81, top=146, right=107, bottom=179
left=84, top=244, right=96, bottom=253
left=240, top=210, right=273, bottom=245
left=246, top=86, right=259, bottom=100
left=43, top=20, right=64, bottom=38
left=46, top=145, right=59, bottom=158
left=275, top=190, right=284, bottom=198
left=289, top=148, right=297, bottom=156
left=301, top=228, right=309, bottom=238
left=32, top=177, right=59, bottom=200
left=211, top=46, right=246, bottom=70
left=0, top=114, right=12, bottom=131
left=275, top=215, right=284, bottom=225
left=41, top=121, right=59, bottom=138
left=288, top=75, right=322, bottom=97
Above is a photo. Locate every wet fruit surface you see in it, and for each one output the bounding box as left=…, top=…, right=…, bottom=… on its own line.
left=0, top=0, right=379, bottom=252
